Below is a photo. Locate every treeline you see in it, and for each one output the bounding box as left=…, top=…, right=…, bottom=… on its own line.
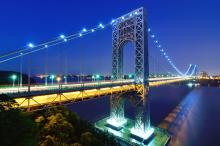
left=0, top=71, right=34, bottom=85
left=0, top=94, right=120, bottom=146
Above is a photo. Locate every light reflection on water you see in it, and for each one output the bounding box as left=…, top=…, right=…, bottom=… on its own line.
left=166, top=87, right=220, bottom=146
left=67, top=86, right=220, bottom=146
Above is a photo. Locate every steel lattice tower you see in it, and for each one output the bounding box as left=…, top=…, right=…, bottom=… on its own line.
left=110, top=7, right=150, bottom=132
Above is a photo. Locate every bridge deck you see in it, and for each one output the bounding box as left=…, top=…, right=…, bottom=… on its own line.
left=11, top=77, right=191, bottom=109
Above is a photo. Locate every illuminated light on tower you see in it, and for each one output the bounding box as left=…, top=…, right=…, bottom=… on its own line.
left=111, top=19, right=115, bottom=24
left=79, top=33, right=82, bottom=37
left=148, top=28, right=151, bottom=32
left=44, top=44, right=48, bottom=48
left=107, top=118, right=127, bottom=130
left=121, top=16, right=125, bottom=20
left=99, top=23, right=104, bottom=28
left=91, top=29, right=95, bottom=32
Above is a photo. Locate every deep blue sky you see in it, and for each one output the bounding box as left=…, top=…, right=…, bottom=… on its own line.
left=0, top=0, right=219, bottom=75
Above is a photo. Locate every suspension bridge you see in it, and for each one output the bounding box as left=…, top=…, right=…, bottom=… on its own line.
left=0, top=7, right=197, bottom=146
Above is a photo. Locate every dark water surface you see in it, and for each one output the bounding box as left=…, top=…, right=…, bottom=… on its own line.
left=67, top=85, right=220, bottom=146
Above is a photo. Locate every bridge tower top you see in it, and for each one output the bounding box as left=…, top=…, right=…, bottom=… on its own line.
left=112, top=7, right=148, bottom=90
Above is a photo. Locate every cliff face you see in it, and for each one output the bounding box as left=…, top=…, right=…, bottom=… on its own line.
left=0, top=71, right=35, bottom=85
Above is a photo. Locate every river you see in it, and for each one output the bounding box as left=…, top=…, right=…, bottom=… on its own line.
left=67, top=84, right=220, bottom=146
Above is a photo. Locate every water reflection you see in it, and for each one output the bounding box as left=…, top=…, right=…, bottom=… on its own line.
left=159, top=87, right=220, bottom=146
left=67, top=86, right=220, bottom=146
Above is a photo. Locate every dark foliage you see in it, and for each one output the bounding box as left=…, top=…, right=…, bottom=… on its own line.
left=0, top=95, right=38, bottom=146
left=34, top=106, right=120, bottom=146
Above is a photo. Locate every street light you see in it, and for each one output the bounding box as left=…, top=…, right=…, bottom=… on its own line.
left=50, top=75, right=56, bottom=85
left=56, top=77, right=61, bottom=83
left=20, top=53, right=23, bottom=87
left=11, top=74, right=17, bottom=87
left=96, top=74, right=100, bottom=81
left=64, top=76, right=67, bottom=84
left=128, top=74, right=133, bottom=79
left=92, top=75, right=95, bottom=82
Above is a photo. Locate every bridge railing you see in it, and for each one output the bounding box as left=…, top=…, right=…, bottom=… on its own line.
left=2, top=79, right=134, bottom=98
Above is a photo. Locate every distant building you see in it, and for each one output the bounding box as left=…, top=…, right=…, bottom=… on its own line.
left=200, top=71, right=208, bottom=78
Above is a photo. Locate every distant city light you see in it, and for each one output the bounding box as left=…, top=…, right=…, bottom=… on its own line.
left=187, top=83, right=193, bottom=88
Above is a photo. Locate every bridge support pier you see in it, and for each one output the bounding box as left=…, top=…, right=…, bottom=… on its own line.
left=131, top=92, right=153, bottom=140
left=108, top=94, right=126, bottom=129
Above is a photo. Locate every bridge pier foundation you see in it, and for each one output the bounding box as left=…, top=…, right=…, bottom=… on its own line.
left=108, top=94, right=126, bottom=129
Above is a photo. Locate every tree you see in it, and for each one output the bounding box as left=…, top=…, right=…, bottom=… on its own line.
left=0, top=94, right=17, bottom=110
left=0, top=94, right=38, bottom=146
left=34, top=106, right=121, bottom=146
left=0, top=108, right=38, bottom=146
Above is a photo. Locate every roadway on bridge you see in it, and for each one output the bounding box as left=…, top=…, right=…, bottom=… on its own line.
left=0, top=77, right=190, bottom=94
left=7, top=77, right=192, bottom=109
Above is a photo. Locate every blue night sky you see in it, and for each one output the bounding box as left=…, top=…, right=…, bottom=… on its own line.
left=0, top=0, right=219, bottom=75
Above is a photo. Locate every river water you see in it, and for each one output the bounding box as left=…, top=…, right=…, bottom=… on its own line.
left=67, top=84, right=220, bottom=146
